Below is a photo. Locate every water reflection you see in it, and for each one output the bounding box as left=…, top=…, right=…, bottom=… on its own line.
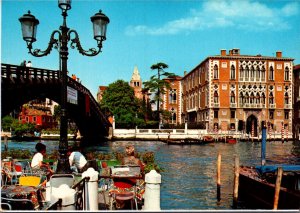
left=2, top=140, right=299, bottom=210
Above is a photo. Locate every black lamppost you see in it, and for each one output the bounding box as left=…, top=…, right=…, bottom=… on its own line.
left=19, top=0, right=109, bottom=174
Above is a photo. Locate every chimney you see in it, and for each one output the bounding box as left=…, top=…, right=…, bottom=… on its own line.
left=276, top=51, right=282, bottom=58
left=220, top=49, right=226, bottom=56
left=229, top=50, right=232, bottom=55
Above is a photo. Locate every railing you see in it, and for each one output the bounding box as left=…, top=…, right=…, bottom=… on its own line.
left=230, top=103, right=237, bottom=108
left=239, top=103, right=265, bottom=108
left=269, top=104, right=276, bottom=109
left=1, top=63, right=60, bottom=80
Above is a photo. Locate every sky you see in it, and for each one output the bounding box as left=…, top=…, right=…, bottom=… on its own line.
left=1, top=0, right=300, bottom=98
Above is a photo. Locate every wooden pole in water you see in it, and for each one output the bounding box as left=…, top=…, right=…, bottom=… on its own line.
left=217, top=153, right=221, bottom=201
left=273, top=167, right=283, bottom=210
left=233, top=155, right=239, bottom=208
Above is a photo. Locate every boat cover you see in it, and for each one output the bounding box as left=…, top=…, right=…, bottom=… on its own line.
left=255, top=165, right=300, bottom=175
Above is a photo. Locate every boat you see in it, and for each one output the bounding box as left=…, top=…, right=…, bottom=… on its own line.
left=202, top=135, right=214, bottom=143
left=238, top=123, right=300, bottom=209
left=161, top=138, right=210, bottom=145
left=239, top=165, right=300, bottom=209
left=226, top=136, right=237, bottom=144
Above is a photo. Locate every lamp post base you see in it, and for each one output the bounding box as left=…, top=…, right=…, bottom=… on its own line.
left=55, top=156, right=72, bottom=174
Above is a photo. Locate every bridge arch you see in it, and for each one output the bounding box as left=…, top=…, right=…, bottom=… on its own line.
left=1, top=63, right=111, bottom=144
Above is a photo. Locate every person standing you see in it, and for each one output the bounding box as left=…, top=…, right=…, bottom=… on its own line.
left=67, top=147, right=89, bottom=173
left=20, top=60, right=26, bottom=67
left=26, top=60, right=32, bottom=67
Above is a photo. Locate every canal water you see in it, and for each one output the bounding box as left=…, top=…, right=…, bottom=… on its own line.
left=2, top=140, right=300, bottom=210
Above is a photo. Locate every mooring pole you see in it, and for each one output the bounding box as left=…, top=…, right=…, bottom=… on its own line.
left=261, top=121, right=266, bottom=166
left=233, top=155, right=239, bottom=208
left=273, top=167, right=283, bottom=210
left=217, top=153, right=221, bottom=201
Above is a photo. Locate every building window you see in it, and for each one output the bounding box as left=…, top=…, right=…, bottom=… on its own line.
left=214, top=91, right=219, bottom=103
left=19, top=117, right=22, bottom=121
left=256, top=67, right=260, bottom=81
left=213, top=64, right=219, bottom=79
left=214, top=110, right=218, bottom=118
left=269, top=92, right=274, bottom=104
left=261, top=93, right=266, bottom=104
left=33, top=116, right=36, bottom=123
left=269, top=66, right=274, bottom=80
left=230, top=91, right=235, bottom=103
left=250, top=65, right=255, bottom=81
left=245, top=65, right=249, bottom=81
left=239, top=65, right=244, bottom=81
left=284, top=92, right=289, bottom=104
left=284, top=110, right=289, bottom=119
left=169, top=89, right=177, bottom=104
left=230, top=110, right=235, bottom=118
left=25, top=116, right=29, bottom=123
left=284, top=66, right=289, bottom=81
left=250, top=92, right=255, bottom=104
left=269, top=111, right=274, bottom=119
left=230, top=123, right=235, bottom=130
left=261, top=66, right=266, bottom=81
left=230, top=65, right=235, bottom=79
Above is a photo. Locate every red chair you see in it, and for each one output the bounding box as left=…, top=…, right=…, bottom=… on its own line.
left=108, top=177, right=138, bottom=210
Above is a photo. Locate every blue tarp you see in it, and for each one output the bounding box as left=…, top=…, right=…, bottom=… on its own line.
left=255, top=165, right=300, bottom=175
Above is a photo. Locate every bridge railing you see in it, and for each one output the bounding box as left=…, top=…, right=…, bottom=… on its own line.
left=68, top=79, right=109, bottom=125
left=1, top=63, right=60, bottom=80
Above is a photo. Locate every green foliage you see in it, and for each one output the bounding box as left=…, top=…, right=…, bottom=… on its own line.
left=1, top=149, right=32, bottom=159
left=1, top=115, right=14, bottom=131
left=11, top=120, right=37, bottom=136
left=83, top=150, right=163, bottom=173
left=101, top=80, right=140, bottom=126
left=53, top=105, right=61, bottom=122
left=144, top=62, right=175, bottom=121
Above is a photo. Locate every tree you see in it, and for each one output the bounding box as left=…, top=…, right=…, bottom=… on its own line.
left=144, top=62, right=175, bottom=127
left=11, top=119, right=36, bottom=137
left=1, top=115, right=14, bottom=131
left=100, top=80, right=140, bottom=128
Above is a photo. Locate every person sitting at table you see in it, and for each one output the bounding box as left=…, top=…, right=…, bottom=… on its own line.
left=122, top=144, right=145, bottom=172
left=31, top=142, right=53, bottom=181
left=67, top=146, right=89, bottom=173
left=110, top=144, right=145, bottom=209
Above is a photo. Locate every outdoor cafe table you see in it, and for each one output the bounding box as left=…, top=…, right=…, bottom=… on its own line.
left=1, top=185, right=41, bottom=209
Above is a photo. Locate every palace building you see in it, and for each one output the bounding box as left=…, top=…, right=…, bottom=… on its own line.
left=161, top=76, right=182, bottom=125
left=181, top=48, right=294, bottom=136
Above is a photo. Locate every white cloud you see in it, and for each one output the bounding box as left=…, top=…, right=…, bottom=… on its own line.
left=125, top=0, right=299, bottom=36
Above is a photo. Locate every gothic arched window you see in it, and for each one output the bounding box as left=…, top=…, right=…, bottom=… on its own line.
left=284, top=66, right=289, bottom=81
left=230, top=65, right=235, bottom=79
left=213, top=64, right=219, bottom=79
left=269, top=66, right=274, bottom=80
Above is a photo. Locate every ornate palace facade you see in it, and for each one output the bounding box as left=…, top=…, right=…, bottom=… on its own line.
left=181, top=49, right=293, bottom=136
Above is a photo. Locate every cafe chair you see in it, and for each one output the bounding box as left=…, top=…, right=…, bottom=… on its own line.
left=108, top=181, right=138, bottom=210
left=50, top=174, right=75, bottom=188
left=1, top=197, right=35, bottom=210
left=1, top=202, right=12, bottom=210
left=2, top=161, right=21, bottom=185
left=19, top=175, right=43, bottom=187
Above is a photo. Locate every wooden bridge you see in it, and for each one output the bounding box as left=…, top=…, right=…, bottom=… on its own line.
left=1, top=63, right=111, bottom=144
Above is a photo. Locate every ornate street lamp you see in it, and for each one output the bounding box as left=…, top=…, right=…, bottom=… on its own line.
left=19, top=1, right=109, bottom=174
